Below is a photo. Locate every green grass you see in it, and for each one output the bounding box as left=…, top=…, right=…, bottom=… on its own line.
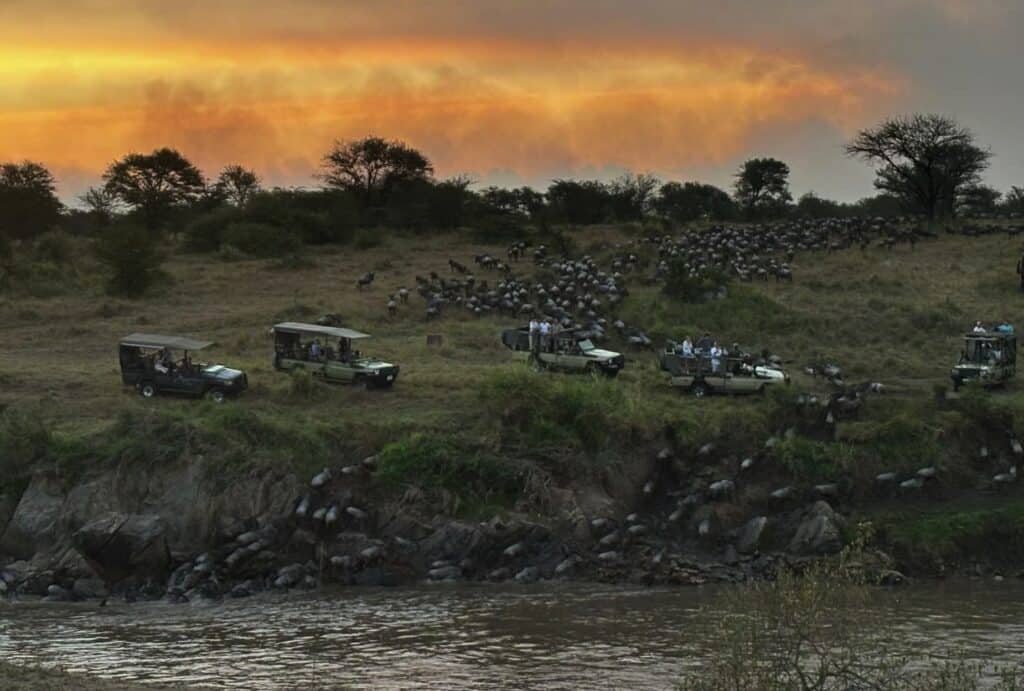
left=876, top=499, right=1024, bottom=566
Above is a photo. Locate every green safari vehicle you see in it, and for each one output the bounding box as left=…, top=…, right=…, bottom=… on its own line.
left=271, top=322, right=399, bottom=388
left=501, top=326, right=625, bottom=376
left=951, top=331, right=1016, bottom=391
left=119, top=333, right=248, bottom=403
left=659, top=343, right=788, bottom=397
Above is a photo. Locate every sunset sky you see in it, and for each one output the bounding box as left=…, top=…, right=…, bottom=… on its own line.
left=1, top=1, right=1020, bottom=202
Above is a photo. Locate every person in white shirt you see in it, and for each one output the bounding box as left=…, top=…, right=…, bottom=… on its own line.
left=710, top=342, right=723, bottom=373
left=539, top=319, right=551, bottom=352
left=528, top=319, right=540, bottom=353
left=679, top=337, right=695, bottom=358
left=973, top=321, right=986, bottom=334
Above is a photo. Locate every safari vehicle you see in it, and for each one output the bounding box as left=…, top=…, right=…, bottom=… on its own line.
left=500, top=326, right=625, bottom=376
left=951, top=331, right=1016, bottom=391
left=119, top=333, right=248, bottom=403
left=271, top=322, right=399, bottom=388
left=659, top=343, right=788, bottom=397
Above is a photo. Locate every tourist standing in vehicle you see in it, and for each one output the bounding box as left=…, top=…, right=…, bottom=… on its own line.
left=973, top=321, right=987, bottom=334
left=539, top=319, right=551, bottom=352
left=696, top=333, right=713, bottom=354
left=679, top=337, right=695, bottom=358
left=710, top=342, right=723, bottom=373
left=528, top=318, right=540, bottom=354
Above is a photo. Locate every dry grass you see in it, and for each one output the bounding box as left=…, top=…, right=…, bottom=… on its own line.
left=1, top=226, right=1023, bottom=441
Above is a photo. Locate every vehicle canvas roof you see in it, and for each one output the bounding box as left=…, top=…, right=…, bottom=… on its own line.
left=119, top=333, right=214, bottom=351
left=272, top=322, right=371, bottom=340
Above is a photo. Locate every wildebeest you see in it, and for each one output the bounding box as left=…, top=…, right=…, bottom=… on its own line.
left=357, top=272, right=375, bottom=291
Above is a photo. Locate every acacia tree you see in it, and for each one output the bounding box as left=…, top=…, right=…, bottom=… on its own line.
left=733, top=158, right=792, bottom=219
left=1002, top=186, right=1024, bottom=217
left=655, top=181, right=737, bottom=223
left=320, top=136, right=433, bottom=206
left=79, top=186, right=118, bottom=227
left=102, top=148, right=206, bottom=232
left=845, top=114, right=991, bottom=221
left=214, top=164, right=260, bottom=207
left=0, top=161, right=63, bottom=241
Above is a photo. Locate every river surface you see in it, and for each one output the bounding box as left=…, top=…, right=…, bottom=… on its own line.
left=1, top=580, right=1022, bottom=690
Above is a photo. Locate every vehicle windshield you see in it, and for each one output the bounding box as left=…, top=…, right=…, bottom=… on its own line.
left=577, top=339, right=596, bottom=352
left=962, top=338, right=1007, bottom=365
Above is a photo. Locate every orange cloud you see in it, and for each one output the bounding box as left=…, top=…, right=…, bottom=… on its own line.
left=0, top=30, right=903, bottom=196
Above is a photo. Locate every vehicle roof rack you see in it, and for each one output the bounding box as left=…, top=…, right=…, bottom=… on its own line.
left=272, top=322, right=372, bottom=340
left=119, top=333, right=214, bottom=350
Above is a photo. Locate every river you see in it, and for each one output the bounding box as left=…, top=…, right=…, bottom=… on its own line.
left=1, top=580, right=1021, bottom=690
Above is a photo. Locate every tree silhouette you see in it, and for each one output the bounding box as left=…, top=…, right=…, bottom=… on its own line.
left=0, top=161, right=63, bottom=241
left=320, top=137, right=433, bottom=206
left=102, top=148, right=205, bottom=232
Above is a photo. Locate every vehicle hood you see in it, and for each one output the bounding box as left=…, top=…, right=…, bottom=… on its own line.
left=203, top=365, right=245, bottom=381
left=587, top=349, right=622, bottom=360
left=355, top=359, right=396, bottom=370
left=754, top=366, right=788, bottom=380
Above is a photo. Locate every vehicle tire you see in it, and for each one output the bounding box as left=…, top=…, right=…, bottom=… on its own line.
left=207, top=389, right=226, bottom=404
left=691, top=382, right=709, bottom=398
left=138, top=382, right=156, bottom=399
left=601, top=368, right=619, bottom=378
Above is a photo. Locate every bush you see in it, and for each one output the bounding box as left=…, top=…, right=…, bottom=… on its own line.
left=375, top=433, right=524, bottom=512
left=663, top=262, right=732, bottom=303
left=222, top=221, right=300, bottom=257
left=353, top=227, right=383, bottom=250
left=32, top=229, right=75, bottom=264
left=94, top=223, right=165, bottom=295
left=183, top=206, right=240, bottom=252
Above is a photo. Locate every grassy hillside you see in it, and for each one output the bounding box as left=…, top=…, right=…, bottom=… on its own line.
left=3, top=224, right=1024, bottom=553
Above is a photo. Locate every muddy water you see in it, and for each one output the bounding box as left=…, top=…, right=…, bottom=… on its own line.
left=1, top=580, right=1022, bottom=690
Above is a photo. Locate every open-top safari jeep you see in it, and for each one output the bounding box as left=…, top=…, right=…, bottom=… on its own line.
left=659, top=342, right=788, bottom=397
left=501, top=326, right=625, bottom=377
left=951, top=331, right=1016, bottom=391
left=119, top=333, right=248, bottom=403
left=271, top=321, right=399, bottom=388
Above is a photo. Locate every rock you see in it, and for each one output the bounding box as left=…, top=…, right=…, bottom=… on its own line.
left=736, top=516, right=768, bottom=555
left=515, top=566, right=540, bottom=583
left=0, top=474, right=64, bottom=559
left=723, top=544, right=739, bottom=565
left=274, top=563, right=306, bottom=588
left=360, top=545, right=383, bottom=561
left=330, top=555, right=353, bottom=569
left=311, top=468, right=332, bottom=489
left=878, top=569, right=907, bottom=586
left=72, top=513, right=171, bottom=583
left=770, top=486, right=795, bottom=501
left=72, top=578, right=108, bottom=600
left=45, top=584, right=71, bottom=602
left=788, top=508, right=843, bottom=556
left=419, top=522, right=486, bottom=563
left=428, top=565, right=462, bottom=580
left=708, top=480, right=735, bottom=499
left=555, top=556, right=579, bottom=575
left=503, top=542, right=525, bottom=558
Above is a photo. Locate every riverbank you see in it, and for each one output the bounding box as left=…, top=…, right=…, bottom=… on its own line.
left=3, top=226, right=1024, bottom=599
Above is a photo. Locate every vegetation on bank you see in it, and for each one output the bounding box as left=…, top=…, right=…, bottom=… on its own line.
left=0, top=662, right=182, bottom=690
left=678, top=537, right=1024, bottom=690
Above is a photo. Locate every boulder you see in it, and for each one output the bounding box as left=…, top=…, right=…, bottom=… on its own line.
left=72, top=577, right=109, bottom=600
left=0, top=474, right=64, bottom=559
left=788, top=507, right=844, bottom=557
left=736, top=516, right=768, bottom=555
left=72, top=513, right=172, bottom=582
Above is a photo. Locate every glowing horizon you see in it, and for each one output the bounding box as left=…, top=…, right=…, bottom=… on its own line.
left=0, top=1, right=1019, bottom=201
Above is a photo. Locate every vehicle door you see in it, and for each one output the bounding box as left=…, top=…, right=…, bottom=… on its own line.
left=170, top=361, right=206, bottom=395
left=323, top=359, right=354, bottom=383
